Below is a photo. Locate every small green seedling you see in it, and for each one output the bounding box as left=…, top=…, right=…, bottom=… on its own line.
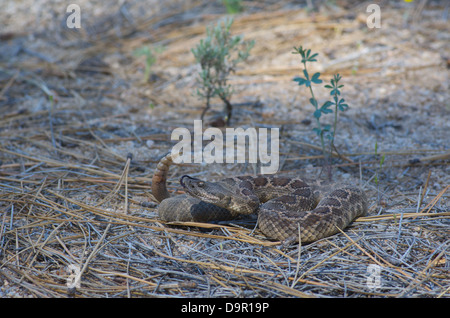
left=133, top=46, right=164, bottom=83
left=223, top=0, right=243, bottom=14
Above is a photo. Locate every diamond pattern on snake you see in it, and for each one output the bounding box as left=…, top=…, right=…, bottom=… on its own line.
left=152, top=153, right=368, bottom=243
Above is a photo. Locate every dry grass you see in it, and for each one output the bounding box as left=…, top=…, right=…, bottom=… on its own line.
left=0, top=0, right=449, bottom=298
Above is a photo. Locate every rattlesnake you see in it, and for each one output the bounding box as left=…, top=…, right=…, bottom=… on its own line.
left=152, top=153, right=368, bottom=243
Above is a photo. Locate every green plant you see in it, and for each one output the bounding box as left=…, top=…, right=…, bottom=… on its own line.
left=223, top=0, right=243, bottom=14
left=192, top=18, right=254, bottom=124
left=133, top=46, right=164, bottom=83
left=325, top=73, right=348, bottom=151
left=374, top=141, right=386, bottom=186
left=292, top=46, right=349, bottom=162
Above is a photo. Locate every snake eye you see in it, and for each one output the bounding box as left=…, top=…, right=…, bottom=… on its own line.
left=197, top=181, right=205, bottom=187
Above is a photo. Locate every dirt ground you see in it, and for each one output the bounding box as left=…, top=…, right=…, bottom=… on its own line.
left=0, top=0, right=449, bottom=298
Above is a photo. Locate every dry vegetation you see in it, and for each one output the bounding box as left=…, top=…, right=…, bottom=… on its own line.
left=0, top=0, right=449, bottom=298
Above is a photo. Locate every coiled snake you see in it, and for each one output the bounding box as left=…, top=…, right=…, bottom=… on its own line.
left=152, top=153, right=368, bottom=243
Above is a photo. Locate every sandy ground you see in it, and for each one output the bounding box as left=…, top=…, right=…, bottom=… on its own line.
left=0, top=0, right=449, bottom=298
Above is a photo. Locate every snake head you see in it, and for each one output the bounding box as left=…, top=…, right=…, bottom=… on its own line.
left=180, top=175, right=234, bottom=206
left=180, top=175, right=205, bottom=191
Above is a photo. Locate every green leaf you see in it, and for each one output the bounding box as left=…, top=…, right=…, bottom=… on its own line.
left=330, top=88, right=341, bottom=96
left=311, top=72, right=322, bottom=84
left=303, top=69, right=309, bottom=79
left=321, top=101, right=333, bottom=114
left=337, top=98, right=348, bottom=111
left=308, top=52, right=318, bottom=62
left=292, top=46, right=302, bottom=55
left=313, top=109, right=322, bottom=119
left=293, top=76, right=307, bottom=86
left=312, top=127, right=322, bottom=136
left=380, top=154, right=386, bottom=166
left=322, top=101, right=333, bottom=108
left=310, top=98, right=318, bottom=108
